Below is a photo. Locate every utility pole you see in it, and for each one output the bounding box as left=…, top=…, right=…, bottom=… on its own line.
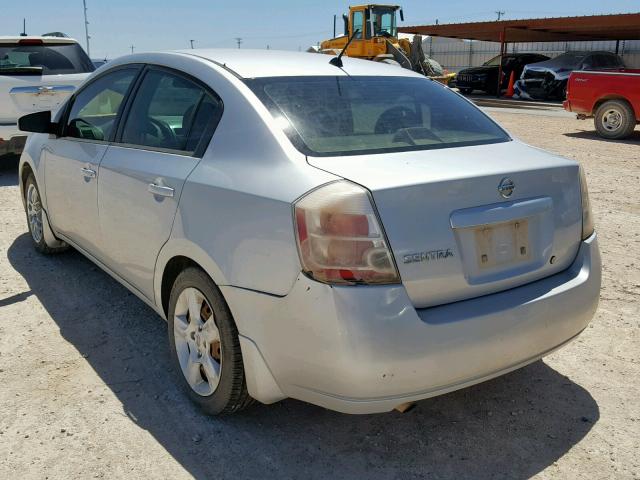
left=20, top=18, right=27, bottom=36
left=190, top=39, right=195, bottom=49
left=130, top=45, right=135, bottom=54
left=495, top=11, right=505, bottom=21
left=333, top=14, right=336, bottom=38
left=83, top=0, right=91, bottom=56
left=234, top=37, right=242, bottom=49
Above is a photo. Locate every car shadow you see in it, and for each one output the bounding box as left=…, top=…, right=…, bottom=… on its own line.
left=564, top=129, right=640, bottom=143
left=7, top=233, right=599, bottom=479
left=0, top=154, right=19, bottom=186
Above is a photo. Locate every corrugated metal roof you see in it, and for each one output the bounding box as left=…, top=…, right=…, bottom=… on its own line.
left=399, top=13, right=640, bottom=43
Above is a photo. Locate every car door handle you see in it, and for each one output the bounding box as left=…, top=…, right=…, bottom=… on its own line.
left=81, top=167, right=96, bottom=179
left=148, top=183, right=175, bottom=198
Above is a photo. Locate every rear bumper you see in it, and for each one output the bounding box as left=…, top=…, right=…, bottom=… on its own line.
left=0, top=123, right=26, bottom=156
left=223, top=234, right=601, bottom=414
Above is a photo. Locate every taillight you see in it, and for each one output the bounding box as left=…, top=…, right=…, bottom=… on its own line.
left=294, top=181, right=400, bottom=285
left=579, top=166, right=594, bottom=240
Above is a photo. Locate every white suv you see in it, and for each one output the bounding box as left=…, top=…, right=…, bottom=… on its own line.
left=0, top=36, right=93, bottom=156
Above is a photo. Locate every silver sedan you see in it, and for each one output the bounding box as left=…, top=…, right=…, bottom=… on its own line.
left=18, top=49, right=601, bottom=415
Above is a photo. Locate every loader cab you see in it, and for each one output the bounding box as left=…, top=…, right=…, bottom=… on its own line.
left=347, top=5, right=402, bottom=58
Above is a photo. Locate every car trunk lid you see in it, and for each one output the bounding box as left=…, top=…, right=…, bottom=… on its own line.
left=307, top=140, right=582, bottom=308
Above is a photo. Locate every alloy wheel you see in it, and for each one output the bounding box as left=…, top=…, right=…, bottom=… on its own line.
left=26, top=183, right=43, bottom=243
left=173, top=287, right=222, bottom=396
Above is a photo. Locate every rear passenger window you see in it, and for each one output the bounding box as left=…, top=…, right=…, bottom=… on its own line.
left=594, top=54, right=622, bottom=69
left=66, top=68, right=138, bottom=141
left=120, top=69, right=222, bottom=154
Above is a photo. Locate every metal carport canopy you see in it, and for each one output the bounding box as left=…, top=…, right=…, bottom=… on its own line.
left=398, top=13, right=640, bottom=43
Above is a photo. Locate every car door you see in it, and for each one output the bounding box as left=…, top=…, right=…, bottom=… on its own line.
left=44, top=66, right=140, bottom=254
left=97, top=66, right=222, bottom=300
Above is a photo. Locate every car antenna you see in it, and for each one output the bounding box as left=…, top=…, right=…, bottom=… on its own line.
left=329, top=29, right=360, bottom=68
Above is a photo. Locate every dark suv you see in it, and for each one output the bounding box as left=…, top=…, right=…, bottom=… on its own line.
left=456, top=53, right=549, bottom=95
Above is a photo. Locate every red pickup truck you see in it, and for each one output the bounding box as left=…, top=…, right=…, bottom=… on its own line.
left=563, top=70, right=640, bottom=139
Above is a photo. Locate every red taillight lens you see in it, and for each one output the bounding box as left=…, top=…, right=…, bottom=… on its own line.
left=294, top=181, right=400, bottom=285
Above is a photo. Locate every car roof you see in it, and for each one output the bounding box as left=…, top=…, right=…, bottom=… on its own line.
left=0, top=36, right=79, bottom=45
left=174, top=48, right=425, bottom=79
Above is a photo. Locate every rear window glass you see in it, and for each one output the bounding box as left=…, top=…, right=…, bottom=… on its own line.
left=0, top=43, right=94, bottom=75
left=247, top=76, right=509, bottom=157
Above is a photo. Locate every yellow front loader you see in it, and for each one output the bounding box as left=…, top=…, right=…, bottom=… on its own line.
left=320, top=4, right=455, bottom=85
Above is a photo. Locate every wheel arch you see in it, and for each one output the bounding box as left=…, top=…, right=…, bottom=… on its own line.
left=19, top=161, right=35, bottom=208
left=593, top=95, right=635, bottom=117
left=154, top=238, right=228, bottom=319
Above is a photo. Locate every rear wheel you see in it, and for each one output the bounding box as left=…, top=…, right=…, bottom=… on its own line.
left=168, top=267, right=253, bottom=415
left=594, top=100, right=636, bottom=139
left=24, top=174, right=68, bottom=254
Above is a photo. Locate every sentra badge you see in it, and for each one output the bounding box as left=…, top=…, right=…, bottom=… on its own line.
left=403, top=249, right=454, bottom=264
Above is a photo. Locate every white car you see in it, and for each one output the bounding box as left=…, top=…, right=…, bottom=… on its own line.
left=0, top=36, right=93, bottom=156
left=18, top=49, right=601, bottom=415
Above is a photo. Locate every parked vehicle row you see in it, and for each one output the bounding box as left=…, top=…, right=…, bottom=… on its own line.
left=18, top=49, right=600, bottom=415
left=456, top=53, right=549, bottom=95
left=0, top=36, right=93, bottom=157
left=457, top=50, right=628, bottom=101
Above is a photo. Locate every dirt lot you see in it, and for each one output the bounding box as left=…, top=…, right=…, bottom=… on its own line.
left=0, top=112, right=638, bottom=479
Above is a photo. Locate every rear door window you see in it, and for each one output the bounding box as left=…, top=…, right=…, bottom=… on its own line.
left=65, top=68, right=139, bottom=141
left=119, top=69, right=222, bottom=154
left=593, top=54, right=623, bottom=69
left=0, top=42, right=94, bottom=75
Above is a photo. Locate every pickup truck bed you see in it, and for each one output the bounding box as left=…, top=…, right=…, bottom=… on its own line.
left=563, top=70, right=640, bottom=139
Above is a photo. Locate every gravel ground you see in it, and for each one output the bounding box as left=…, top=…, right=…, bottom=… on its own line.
left=0, top=112, right=638, bottom=479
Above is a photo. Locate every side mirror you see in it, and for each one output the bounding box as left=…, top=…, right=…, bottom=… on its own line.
left=399, top=8, right=404, bottom=22
left=18, top=111, right=57, bottom=135
left=343, top=14, right=349, bottom=36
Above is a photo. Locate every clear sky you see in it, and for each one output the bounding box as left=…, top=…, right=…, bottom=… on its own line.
left=1, top=0, right=637, bottom=59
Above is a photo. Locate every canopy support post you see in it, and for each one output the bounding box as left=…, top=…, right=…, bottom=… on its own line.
left=496, top=28, right=506, bottom=98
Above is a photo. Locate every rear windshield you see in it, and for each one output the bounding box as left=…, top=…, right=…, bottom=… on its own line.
left=0, top=43, right=94, bottom=75
left=247, top=76, right=509, bottom=157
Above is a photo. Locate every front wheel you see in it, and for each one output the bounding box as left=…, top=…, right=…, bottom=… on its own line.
left=24, top=174, right=68, bottom=254
left=594, top=100, right=636, bottom=139
left=168, top=267, right=253, bottom=415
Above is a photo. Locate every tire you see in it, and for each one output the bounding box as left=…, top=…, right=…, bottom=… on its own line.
left=167, top=267, right=253, bottom=415
left=594, top=100, right=636, bottom=140
left=23, top=174, right=68, bottom=254
left=459, top=88, right=473, bottom=95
